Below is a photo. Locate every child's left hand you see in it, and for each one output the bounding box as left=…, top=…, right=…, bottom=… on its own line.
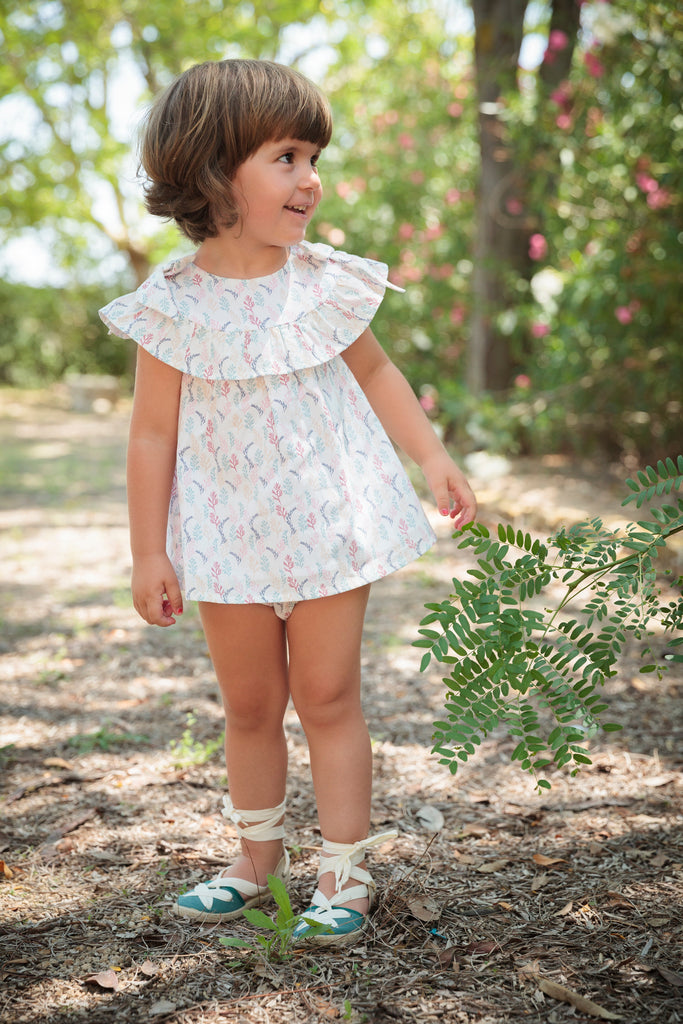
left=421, top=451, right=477, bottom=529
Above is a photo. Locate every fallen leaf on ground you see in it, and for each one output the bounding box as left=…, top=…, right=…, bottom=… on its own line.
left=436, top=946, right=457, bottom=967
left=518, top=960, right=541, bottom=979
left=641, top=774, right=677, bottom=787
left=43, top=757, right=74, bottom=769
left=403, top=894, right=442, bottom=922
left=531, top=872, right=551, bottom=892
left=605, top=891, right=634, bottom=908
left=1, top=860, right=14, bottom=879
left=138, top=959, right=158, bottom=977
left=656, top=965, right=683, bottom=987
left=555, top=902, right=573, bottom=916
left=452, top=851, right=478, bottom=865
left=476, top=859, right=508, bottom=873
left=84, top=969, right=119, bottom=991
left=537, top=978, right=622, bottom=1019
left=460, top=823, right=489, bottom=837
left=308, top=995, right=341, bottom=1018
left=532, top=853, right=566, bottom=866
left=467, top=939, right=502, bottom=954
left=149, top=1000, right=177, bottom=1016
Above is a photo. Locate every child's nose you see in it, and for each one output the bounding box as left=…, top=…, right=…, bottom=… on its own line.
left=299, top=162, right=320, bottom=189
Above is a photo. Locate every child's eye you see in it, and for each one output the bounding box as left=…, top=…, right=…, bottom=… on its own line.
left=278, top=152, right=295, bottom=164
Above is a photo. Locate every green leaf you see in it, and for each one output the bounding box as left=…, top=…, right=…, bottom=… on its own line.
left=219, top=936, right=255, bottom=949
left=242, top=908, right=279, bottom=931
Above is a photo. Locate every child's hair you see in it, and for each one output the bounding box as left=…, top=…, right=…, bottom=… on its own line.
left=140, top=59, right=333, bottom=244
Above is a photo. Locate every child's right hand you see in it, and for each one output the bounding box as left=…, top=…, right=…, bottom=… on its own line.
left=131, top=553, right=184, bottom=627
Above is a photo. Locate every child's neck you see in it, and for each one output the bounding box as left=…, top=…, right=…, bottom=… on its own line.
left=194, top=233, right=290, bottom=280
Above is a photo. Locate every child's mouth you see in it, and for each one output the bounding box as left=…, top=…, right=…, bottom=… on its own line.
left=285, top=205, right=308, bottom=215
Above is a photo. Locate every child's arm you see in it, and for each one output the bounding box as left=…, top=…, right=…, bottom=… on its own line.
left=127, top=346, right=184, bottom=626
left=342, top=328, right=477, bottom=527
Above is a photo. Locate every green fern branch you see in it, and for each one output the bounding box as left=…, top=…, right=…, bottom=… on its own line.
left=417, top=455, right=683, bottom=791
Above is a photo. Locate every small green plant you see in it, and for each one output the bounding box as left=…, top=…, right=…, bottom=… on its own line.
left=416, top=457, right=683, bottom=791
left=67, top=726, right=149, bottom=753
left=0, top=743, right=16, bottom=768
left=170, top=712, right=224, bottom=767
left=219, top=874, right=329, bottom=960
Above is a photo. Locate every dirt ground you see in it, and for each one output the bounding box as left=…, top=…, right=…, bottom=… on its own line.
left=1, top=388, right=681, bottom=1024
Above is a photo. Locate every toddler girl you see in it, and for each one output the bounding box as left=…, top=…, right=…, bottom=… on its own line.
left=100, top=58, right=476, bottom=946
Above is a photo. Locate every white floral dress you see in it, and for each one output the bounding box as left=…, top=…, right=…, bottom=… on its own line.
left=100, top=241, right=436, bottom=605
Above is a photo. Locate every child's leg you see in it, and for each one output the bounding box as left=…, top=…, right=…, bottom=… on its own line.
left=198, top=602, right=290, bottom=885
left=286, top=585, right=373, bottom=911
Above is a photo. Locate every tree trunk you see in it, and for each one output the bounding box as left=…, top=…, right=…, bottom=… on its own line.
left=468, top=0, right=582, bottom=395
left=469, top=0, right=529, bottom=394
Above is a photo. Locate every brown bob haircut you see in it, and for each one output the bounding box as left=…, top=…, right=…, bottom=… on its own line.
left=140, top=59, right=333, bottom=244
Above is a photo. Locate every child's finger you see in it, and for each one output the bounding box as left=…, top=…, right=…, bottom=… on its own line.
left=451, top=487, right=477, bottom=526
left=164, top=579, right=184, bottom=617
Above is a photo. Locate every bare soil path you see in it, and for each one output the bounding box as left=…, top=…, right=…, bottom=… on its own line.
left=1, top=388, right=681, bottom=1024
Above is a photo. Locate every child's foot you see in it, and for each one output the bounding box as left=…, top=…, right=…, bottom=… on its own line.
left=293, top=831, right=397, bottom=946
left=174, top=796, right=288, bottom=924
left=174, top=846, right=289, bottom=923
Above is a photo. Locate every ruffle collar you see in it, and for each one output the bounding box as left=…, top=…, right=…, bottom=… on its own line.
left=99, top=242, right=402, bottom=381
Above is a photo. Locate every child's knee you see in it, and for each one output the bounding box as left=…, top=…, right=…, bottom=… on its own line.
left=292, top=675, right=361, bottom=730
left=224, top=686, right=288, bottom=729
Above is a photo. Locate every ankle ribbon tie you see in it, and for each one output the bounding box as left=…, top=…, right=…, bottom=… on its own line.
left=221, top=795, right=287, bottom=842
left=321, top=830, right=398, bottom=891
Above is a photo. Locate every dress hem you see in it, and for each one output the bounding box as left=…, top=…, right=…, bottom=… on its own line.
left=177, top=532, right=437, bottom=605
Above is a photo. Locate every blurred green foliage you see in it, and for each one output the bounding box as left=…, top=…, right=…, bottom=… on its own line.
left=499, top=0, right=683, bottom=461
left=0, top=279, right=127, bottom=385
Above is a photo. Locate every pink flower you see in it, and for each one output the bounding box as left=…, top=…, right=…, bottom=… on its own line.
left=529, top=233, right=548, bottom=261
left=336, top=181, right=352, bottom=199
left=550, top=83, right=572, bottom=109
left=515, top=374, right=532, bottom=389
left=647, top=188, right=671, bottom=209
left=584, top=51, right=605, bottom=78
left=635, top=173, right=671, bottom=209
left=615, top=306, right=632, bottom=324
left=548, top=30, right=569, bottom=51
left=448, top=102, right=463, bottom=117
left=445, top=188, right=461, bottom=205
left=506, top=197, right=523, bottom=216
left=398, top=222, right=414, bottom=240
left=410, top=170, right=425, bottom=185
left=636, top=173, right=658, bottom=193
left=531, top=322, right=550, bottom=338
left=449, top=305, right=465, bottom=325
left=424, top=223, right=444, bottom=241
left=398, top=133, right=415, bottom=150
left=419, top=394, right=437, bottom=412
left=556, top=114, right=572, bottom=130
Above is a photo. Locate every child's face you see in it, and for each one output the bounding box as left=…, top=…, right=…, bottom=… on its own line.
left=231, top=137, right=323, bottom=252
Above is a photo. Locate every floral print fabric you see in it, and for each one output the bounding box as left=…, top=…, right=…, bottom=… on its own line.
left=100, top=241, right=436, bottom=604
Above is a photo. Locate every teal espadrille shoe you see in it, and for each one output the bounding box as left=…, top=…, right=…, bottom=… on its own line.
left=293, top=830, right=397, bottom=946
left=174, top=796, right=289, bottom=924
